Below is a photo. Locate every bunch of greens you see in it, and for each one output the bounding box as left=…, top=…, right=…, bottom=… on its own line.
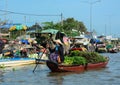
left=64, top=56, right=86, bottom=65
left=66, top=50, right=108, bottom=64
left=64, top=56, right=74, bottom=65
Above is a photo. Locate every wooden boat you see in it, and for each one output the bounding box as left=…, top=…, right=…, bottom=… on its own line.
left=109, top=48, right=118, bottom=53
left=46, top=60, right=109, bottom=72
left=0, top=59, right=35, bottom=67
left=46, top=60, right=85, bottom=72
left=86, top=61, right=108, bottom=70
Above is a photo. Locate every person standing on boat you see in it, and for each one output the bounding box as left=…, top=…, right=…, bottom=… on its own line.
left=54, top=39, right=64, bottom=62
left=48, top=39, right=64, bottom=63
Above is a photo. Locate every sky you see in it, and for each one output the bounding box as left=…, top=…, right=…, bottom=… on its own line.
left=0, top=0, right=120, bottom=37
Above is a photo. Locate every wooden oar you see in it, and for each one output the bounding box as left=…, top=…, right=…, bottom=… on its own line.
left=33, top=49, right=46, bottom=73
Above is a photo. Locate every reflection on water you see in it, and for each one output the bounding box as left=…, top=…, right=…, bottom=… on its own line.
left=0, top=71, right=4, bottom=83
left=47, top=72, right=64, bottom=85
left=0, top=53, right=120, bottom=85
left=47, top=72, right=80, bottom=85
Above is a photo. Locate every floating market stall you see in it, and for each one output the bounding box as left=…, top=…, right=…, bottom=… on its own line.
left=46, top=51, right=109, bottom=72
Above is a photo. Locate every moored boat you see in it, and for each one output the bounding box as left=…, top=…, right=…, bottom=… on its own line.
left=0, top=58, right=35, bottom=67
left=109, top=48, right=118, bottom=53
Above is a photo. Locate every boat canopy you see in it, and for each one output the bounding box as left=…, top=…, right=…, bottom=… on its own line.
left=41, top=29, right=59, bottom=34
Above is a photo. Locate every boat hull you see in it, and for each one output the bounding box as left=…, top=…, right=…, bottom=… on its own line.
left=109, top=50, right=118, bottom=53
left=46, top=60, right=85, bottom=72
left=86, top=61, right=108, bottom=70
left=46, top=60, right=108, bottom=72
left=0, top=59, right=35, bottom=67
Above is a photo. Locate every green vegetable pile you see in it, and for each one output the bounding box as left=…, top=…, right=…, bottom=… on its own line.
left=63, top=50, right=108, bottom=65
left=64, top=56, right=86, bottom=65
left=77, top=51, right=108, bottom=63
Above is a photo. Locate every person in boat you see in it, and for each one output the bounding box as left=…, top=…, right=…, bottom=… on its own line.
left=47, top=39, right=64, bottom=64
left=63, top=36, right=70, bottom=55
left=18, top=40, right=27, bottom=58
left=0, top=39, right=5, bottom=54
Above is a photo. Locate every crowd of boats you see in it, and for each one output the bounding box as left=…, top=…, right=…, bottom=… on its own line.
left=0, top=29, right=119, bottom=60
left=0, top=29, right=119, bottom=72
left=0, top=34, right=119, bottom=60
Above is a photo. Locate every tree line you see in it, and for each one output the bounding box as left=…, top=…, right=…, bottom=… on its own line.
left=0, top=17, right=88, bottom=39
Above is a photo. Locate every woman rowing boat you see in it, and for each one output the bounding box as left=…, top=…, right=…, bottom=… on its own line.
left=47, top=39, right=64, bottom=64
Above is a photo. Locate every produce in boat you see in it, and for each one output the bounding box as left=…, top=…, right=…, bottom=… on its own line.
left=46, top=51, right=109, bottom=72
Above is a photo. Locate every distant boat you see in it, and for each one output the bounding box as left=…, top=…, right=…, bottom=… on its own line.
left=109, top=48, right=119, bottom=53
left=106, top=44, right=119, bottom=53
left=96, top=42, right=107, bottom=53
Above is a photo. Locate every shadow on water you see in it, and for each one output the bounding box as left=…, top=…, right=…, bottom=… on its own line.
left=47, top=72, right=80, bottom=85
left=48, top=72, right=77, bottom=77
left=0, top=71, right=4, bottom=83
left=47, top=72, right=65, bottom=85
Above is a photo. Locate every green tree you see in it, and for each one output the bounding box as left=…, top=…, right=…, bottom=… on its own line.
left=41, top=18, right=87, bottom=37
left=42, top=21, right=56, bottom=29
left=62, top=18, right=87, bottom=32
left=61, top=18, right=87, bottom=36
left=42, top=21, right=62, bottom=31
left=28, top=23, right=42, bottom=32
